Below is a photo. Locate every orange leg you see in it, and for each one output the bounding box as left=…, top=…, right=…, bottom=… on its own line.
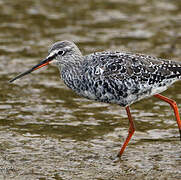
left=117, top=106, right=135, bottom=157
left=154, top=94, right=181, bottom=140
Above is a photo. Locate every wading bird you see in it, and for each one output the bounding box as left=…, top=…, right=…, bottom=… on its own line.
left=10, top=41, right=181, bottom=157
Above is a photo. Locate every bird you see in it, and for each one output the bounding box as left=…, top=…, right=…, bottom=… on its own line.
left=9, top=40, right=181, bottom=158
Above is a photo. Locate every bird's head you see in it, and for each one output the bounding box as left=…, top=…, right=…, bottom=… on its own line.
left=9, top=40, right=82, bottom=83
left=48, top=40, right=82, bottom=67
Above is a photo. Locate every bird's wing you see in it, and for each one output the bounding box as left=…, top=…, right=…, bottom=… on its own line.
left=86, top=52, right=181, bottom=84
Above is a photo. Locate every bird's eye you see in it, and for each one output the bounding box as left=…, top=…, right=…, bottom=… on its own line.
left=58, top=51, right=64, bottom=55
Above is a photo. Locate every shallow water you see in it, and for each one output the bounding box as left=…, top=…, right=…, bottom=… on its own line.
left=0, top=0, right=181, bottom=179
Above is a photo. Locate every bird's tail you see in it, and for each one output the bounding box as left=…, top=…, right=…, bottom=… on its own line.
left=164, top=60, right=181, bottom=80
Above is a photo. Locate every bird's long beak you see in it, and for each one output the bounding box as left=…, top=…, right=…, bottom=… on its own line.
left=9, top=56, right=53, bottom=83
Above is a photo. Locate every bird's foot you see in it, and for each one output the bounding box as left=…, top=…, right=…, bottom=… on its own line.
left=116, top=152, right=122, bottom=159
left=109, top=153, right=122, bottom=162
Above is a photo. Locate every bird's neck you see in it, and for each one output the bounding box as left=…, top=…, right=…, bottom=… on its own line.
left=60, top=53, right=84, bottom=71
left=58, top=54, right=84, bottom=92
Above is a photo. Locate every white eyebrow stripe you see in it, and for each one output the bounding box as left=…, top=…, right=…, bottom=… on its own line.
left=47, top=49, right=59, bottom=59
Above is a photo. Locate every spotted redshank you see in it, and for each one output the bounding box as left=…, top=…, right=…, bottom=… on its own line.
left=9, top=41, right=181, bottom=157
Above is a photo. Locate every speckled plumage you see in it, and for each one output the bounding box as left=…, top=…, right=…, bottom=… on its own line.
left=49, top=41, right=181, bottom=107
left=9, top=40, right=181, bottom=157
